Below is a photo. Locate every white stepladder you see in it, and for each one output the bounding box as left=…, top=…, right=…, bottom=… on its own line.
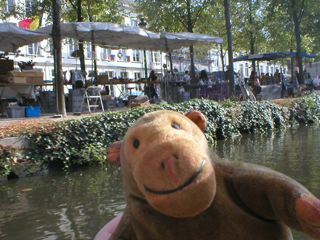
left=82, top=86, right=105, bottom=113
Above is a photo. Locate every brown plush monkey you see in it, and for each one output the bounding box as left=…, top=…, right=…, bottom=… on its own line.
left=102, top=110, right=320, bottom=240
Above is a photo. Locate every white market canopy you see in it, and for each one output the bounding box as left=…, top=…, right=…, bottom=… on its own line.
left=159, top=32, right=223, bottom=52
left=0, top=23, right=50, bottom=52
left=38, top=22, right=223, bottom=52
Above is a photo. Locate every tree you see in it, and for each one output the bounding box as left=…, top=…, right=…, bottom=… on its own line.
left=135, top=0, right=214, bottom=83
left=231, top=0, right=268, bottom=72
left=265, top=0, right=319, bottom=84
left=198, top=1, right=227, bottom=72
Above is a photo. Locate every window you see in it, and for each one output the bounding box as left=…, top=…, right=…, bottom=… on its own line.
left=131, top=19, right=137, bottom=27
left=239, top=64, right=244, bottom=77
left=86, top=44, right=96, bottom=59
left=120, top=71, right=128, bottom=79
left=51, top=69, right=55, bottom=80
left=46, top=39, right=54, bottom=56
left=245, top=63, right=249, bottom=77
left=132, top=50, right=140, bottom=62
left=152, top=51, right=161, bottom=63
left=28, top=43, right=40, bottom=56
left=104, top=71, right=114, bottom=78
left=69, top=40, right=78, bottom=56
left=110, top=86, right=115, bottom=96
left=5, top=0, right=14, bottom=12
left=134, top=72, right=141, bottom=80
left=101, top=48, right=111, bottom=61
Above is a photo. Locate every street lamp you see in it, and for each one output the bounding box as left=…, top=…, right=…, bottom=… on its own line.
left=138, top=18, right=148, bottom=81
left=138, top=18, right=147, bottom=29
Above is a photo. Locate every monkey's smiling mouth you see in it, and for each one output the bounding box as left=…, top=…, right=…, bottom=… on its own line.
left=144, top=158, right=207, bottom=195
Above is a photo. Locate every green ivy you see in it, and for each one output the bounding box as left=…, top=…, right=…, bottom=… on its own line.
left=1, top=93, right=320, bottom=177
left=0, top=144, right=16, bottom=177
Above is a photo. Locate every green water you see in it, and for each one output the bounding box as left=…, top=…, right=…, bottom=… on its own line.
left=0, top=125, right=319, bottom=240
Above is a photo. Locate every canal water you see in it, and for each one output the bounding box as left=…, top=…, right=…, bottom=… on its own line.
left=0, top=124, right=319, bottom=240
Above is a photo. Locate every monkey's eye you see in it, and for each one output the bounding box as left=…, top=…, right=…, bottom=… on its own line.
left=133, top=139, right=140, bottom=149
left=171, top=123, right=181, bottom=130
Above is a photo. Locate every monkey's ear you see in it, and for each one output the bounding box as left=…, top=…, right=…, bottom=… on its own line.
left=185, top=111, right=207, bottom=132
left=107, top=141, right=122, bottom=166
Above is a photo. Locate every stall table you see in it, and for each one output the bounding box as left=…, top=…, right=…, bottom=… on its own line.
left=0, top=83, right=41, bottom=117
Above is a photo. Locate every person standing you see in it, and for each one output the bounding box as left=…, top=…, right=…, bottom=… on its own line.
left=294, top=70, right=300, bottom=89
left=249, top=70, right=256, bottom=86
left=281, top=74, right=287, bottom=98
left=274, top=69, right=280, bottom=84
left=304, top=70, right=311, bottom=81
left=145, top=70, right=158, bottom=99
left=313, top=75, right=320, bottom=88
left=183, top=70, right=191, bottom=84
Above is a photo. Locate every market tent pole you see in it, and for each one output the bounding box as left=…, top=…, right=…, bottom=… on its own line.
left=138, top=19, right=148, bottom=81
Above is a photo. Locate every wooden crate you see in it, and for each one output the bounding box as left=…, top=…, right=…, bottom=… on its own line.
left=25, top=72, right=44, bottom=85
left=0, top=60, right=14, bottom=74
left=96, top=75, right=109, bottom=84
left=0, top=72, right=27, bottom=83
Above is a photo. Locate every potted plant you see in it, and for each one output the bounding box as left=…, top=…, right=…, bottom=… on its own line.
left=18, top=60, right=36, bottom=71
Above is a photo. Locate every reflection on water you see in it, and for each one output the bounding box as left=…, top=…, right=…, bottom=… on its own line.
left=0, top=125, right=319, bottom=240
left=0, top=165, right=125, bottom=240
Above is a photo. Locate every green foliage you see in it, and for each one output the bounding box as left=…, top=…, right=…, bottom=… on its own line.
left=0, top=144, right=15, bottom=177
left=232, top=0, right=269, bottom=54
left=63, top=0, right=123, bottom=23
left=289, top=94, right=320, bottom=124
left=135, top=0, right=214, bottom=32
left=1, top=94, right=320, bottom=177
left=234, top=101, right=290, bottom=133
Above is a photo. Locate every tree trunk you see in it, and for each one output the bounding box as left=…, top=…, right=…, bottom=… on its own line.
left=250, top=40, right=256, bottom=73
left=93, top=44, right=98, bottom=82
left=168, top=52, right=173, bottom=76
left=219, top=44, right=225, bottom=72
left=185, top=0, right=196, bottom=84
left=224, top=0, right=234, bottom=95
left=291, top=0, right=304, bottom=84
left=92, top=30, right=97, bottom=83
left=77, top=0, right=86, bottom=76
left=52, top=0, right=66, bottom=117
left=248, top=0, right=256, bottom=72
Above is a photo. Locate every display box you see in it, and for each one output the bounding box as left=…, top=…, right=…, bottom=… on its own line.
left=6, top=106, right=25, bottom=118
left=12, top=72, right=27, bottom=83
left=96, top=75, right=109, bottom=84
left=0, top=72, right=27, bottom=83
left=25, top=72, right=44, bottom=85
left=25, top=106, right=41, bottom=117
left=0, top=60, right=14, bottom=74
